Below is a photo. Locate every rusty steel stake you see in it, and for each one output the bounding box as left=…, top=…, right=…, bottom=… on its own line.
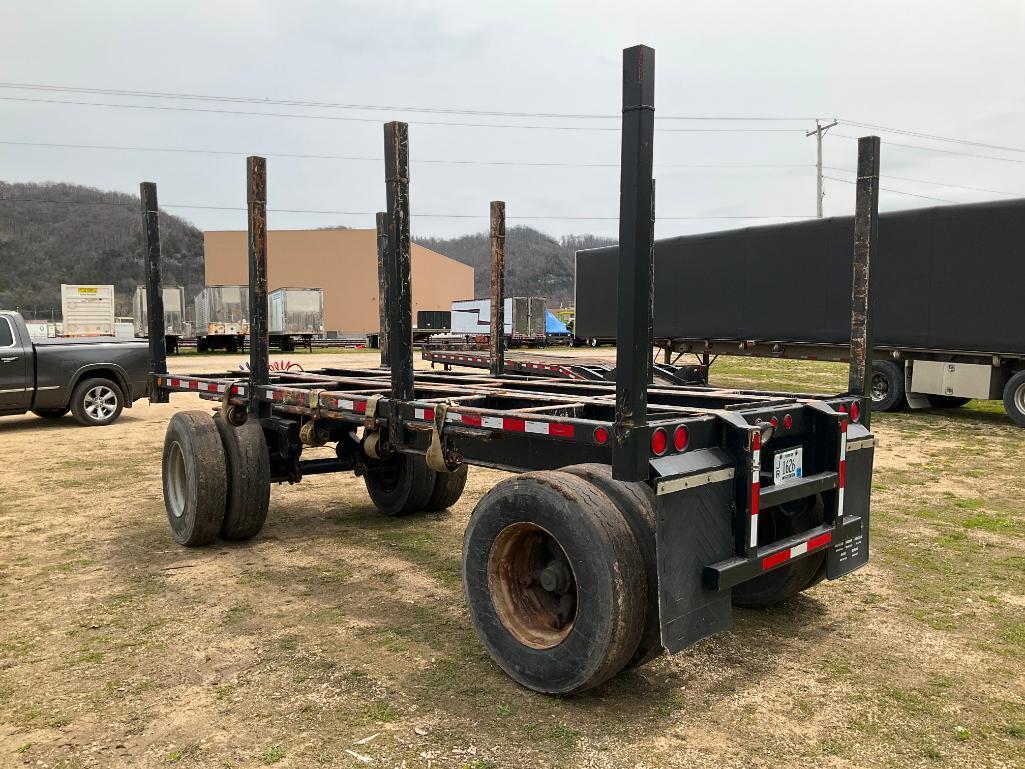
left=490, top=200, right=506, bottom=376
left=848, top=135, right=880, bottom=429
left=376, top=211, right=390, bottom=368
left=246, top=156, right=270, bottom=418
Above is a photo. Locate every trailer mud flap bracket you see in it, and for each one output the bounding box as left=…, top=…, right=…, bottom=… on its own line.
left=655, top=467, right=734, bottom=654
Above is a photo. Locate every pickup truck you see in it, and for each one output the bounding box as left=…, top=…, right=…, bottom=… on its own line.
left=0, top=310, right=150, bottom=426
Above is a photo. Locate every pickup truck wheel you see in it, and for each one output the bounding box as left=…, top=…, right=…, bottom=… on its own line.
left=561, top=463, right=661, bottom=669
left=70, top=378, right=124, bottom=426
left=364, top=453, right=436, bottom=516
left=1003, top=370, right=1025, bottom=427
left=214, top=415, right=270, bottom=540
left=870, top=360, right=906, bottom=412
left=463, top=472, right=645, bottom=695
left=163, top=411, right=228, bottom=546
left=926, top=395, right=971, bottom=409
left=732, top=494, right=826, bottom=608
left=32, top=408, right=70, bottom=419
left=423, top=464, right=469, bottom=511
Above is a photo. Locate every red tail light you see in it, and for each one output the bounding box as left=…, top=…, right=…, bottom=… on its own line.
left=673, top=425, right=689, bottom=452
left=783, top=414, right=793, bottom=430
left=651, top=428, right=668, bottom=456
left=593, top=426, right=609, bottom=445
left=850, top=401, right=861, bottom=422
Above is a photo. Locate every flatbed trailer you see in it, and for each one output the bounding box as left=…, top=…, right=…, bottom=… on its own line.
left=140, top=47, right=878, bottom=695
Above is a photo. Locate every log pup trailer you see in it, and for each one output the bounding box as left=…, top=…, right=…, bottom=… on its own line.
left=142, top=46, right=879, bottom=695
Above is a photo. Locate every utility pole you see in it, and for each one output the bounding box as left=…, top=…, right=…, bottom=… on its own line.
left=807, top=119, right=838, bottom=217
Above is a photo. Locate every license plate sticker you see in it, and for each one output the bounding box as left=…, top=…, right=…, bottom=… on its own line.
left=773, top=446, right=803, bottom=484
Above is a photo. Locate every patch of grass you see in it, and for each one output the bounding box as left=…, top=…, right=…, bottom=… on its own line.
left=366, top=700, right=402, bottom=723
left=1005, top=722, right=1025, bottom=738
left=261, top=745, right=286, bottom=764
left=16, top=743, right=31, bottom=753
left=963, top=513, right=1020, bottom=533
left=1000, top=623, right=1025, bottom=648
left=522, top=723, right=580, bottom=751
left=222, top=602, right=253, bottom=626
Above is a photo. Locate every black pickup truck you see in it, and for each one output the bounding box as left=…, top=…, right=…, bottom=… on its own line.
left=0, top=310, right=150, bottom=426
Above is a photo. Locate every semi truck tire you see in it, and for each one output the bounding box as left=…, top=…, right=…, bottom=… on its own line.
left=214, top=415, right=270, bottom=540
left=870, top=360, right=905, bottom=412
left=423, top=464, right=469, bottom=511
left=926, top=395, right=971, bottom=409
left=561, top=463, right=661, bottom=669
left=32, top=408, right=69, bottom=419
left=162, top=411, right=228, bottom=546
left=364, top=453, right=436, bottom=516
left=1003, top=370, right=1025, bottom=427
left=732, top=495, right=826, bottom=609
left=70, top=377, right=124, bottom=426
left=462, top=472, right=645, bottom=695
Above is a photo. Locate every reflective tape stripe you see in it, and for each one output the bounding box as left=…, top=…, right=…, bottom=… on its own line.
left=761, top=531, right=832, bottom=571
left=750, top=431, right=762, bottom=548
left=838, top=420, right=848, bottom=518
left=414, top=407, right=435, bottom=421
left=445, top=411, right=575, bottom=438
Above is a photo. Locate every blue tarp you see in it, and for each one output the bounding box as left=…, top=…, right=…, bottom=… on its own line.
left=545, top=310, right=569, bottom=335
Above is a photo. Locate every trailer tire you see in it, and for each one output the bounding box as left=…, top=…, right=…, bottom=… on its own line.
left=926, top=395, right=971, bottom=409
left=463, top=472, right=645, bottom=695
left=33, top=408, right=69, bottom=419
left=732, top=494, right=826, bottom=609
left=587, top=337, right=599, bottom=348
left=70, top=377, right=124, bottom=426
left=1003, top=370, right=1025, bottom=427
left=870, top=360, right=905, bottom=412
left=561, top=463, right=661, bottom=668
left=162, top=411, right=228, bottom=547
left=364, top=454, right=436, bottom=516
left=214, top=414, right=270, bottom=540
left=424, top=464, right=469, bottom=511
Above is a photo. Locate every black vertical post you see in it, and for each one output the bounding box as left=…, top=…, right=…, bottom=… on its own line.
left=848, top=135, right=880, bottom=429
left=612, top=45, right=656, bottom=482
left=489, top=200, right=506, bottom=376
left=139, top=182, right=167, bottom=378
left=247, top=156, right=270, bottom=417
left=375, top=211, right=390, bottom=368
left=384, top=121, right=414, bottom=406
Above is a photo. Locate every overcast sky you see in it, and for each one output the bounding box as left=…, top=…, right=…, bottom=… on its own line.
left=1, top=1, right=1023, bottom=240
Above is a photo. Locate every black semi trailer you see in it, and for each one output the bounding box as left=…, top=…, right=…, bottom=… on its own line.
left=576, top=198, right=1025, bottom=426
left=141, top=47, right=878, bottom=695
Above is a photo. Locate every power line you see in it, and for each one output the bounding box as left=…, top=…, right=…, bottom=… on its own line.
left=0, top=95, right=808, bottom=133
left=821, top=176, right=957, bottom=204
left=0, top=81, right=817, bottom=122
left=825, top=166, right=1024, bottom=197
left=830, top=132, right=1025, bottom=165
left=0, top=197, right=812, bottom=220
left=0, top=138, right=815, bottom=170
left=841, top=119, right=1025, bottom=155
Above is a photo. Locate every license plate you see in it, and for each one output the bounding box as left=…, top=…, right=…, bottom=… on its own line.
left=773, top=446, right=803, bottom=484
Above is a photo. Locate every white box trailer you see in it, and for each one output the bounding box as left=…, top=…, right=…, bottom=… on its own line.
left=194, top=285, right=250, bottom=352
left=451, top=297, right=547, bottom=343
left=269, top=288, right=324, bottom=335
left=60, top=284, right=115, bottom=337
left=134, top=286, right=186, bottom=338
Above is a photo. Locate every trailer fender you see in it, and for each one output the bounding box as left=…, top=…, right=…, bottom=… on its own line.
left=826, top=422, right=873, bottom=579
left=652, top=449, right=735, bottom=654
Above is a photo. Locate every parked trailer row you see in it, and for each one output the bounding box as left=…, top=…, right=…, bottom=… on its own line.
left=575, top=197, right=1025, bottom=426
left=140, top=46, right=878, bottom=695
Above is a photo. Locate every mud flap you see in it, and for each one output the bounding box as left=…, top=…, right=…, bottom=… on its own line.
left=655, top=477, right=735, bottom=653
left=827, top=429, right=874, bottom=579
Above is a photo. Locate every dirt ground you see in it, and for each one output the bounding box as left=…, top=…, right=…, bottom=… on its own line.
left=1, top=349, right=1022, bottom=768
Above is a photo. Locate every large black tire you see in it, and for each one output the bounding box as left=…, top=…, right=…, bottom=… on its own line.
left=214, top=415, right=271, bottom=540
left=463, top=471, right=646, bottom=695
left=32, top=408, right=69, bottom=419
left=70, top=377, right=124, bottom=426
left=1003, top=370, right=1025, bottom=428
left=926, top=395, right=971, bottom=409
left=423, top=464, right=469, bottom=512
left=561, top=463, right=661, bottom=669
left=364, top=453, right=436, bottom=516
left=870, top=360, right=906, bottom=412
left=163, top=411, right=228, bottom=546
left=732, top=495, right=826, bottom=609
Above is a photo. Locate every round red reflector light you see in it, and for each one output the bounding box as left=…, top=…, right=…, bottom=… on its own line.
left=673, top=425, right=689, bottom=452
left=651, top=428, right=668, bottom=456
left=770, top=416, right=779, bottom=428
left=838, top=404, right=848, bottom=414
left=850, top=401, right=860, bottom=422
left=593, top=426, right=609, bottom=445
left=783, top=414, right=793, bottom=430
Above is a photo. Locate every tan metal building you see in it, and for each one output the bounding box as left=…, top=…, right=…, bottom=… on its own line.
left=202, top=229, right=473, bottom=335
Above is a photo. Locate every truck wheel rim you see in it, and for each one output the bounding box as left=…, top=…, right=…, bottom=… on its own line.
left=1016, top=381, right=1025, bottom=414
left=166, top=442, right=187, bottom=518
left=487, top=522, right=577, bottom=649
left=870, top=372, right=888, bottom=402
left=84, top=385, right=117, bottom=420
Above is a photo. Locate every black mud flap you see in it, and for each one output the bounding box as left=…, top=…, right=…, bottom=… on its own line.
left=827, top=425, right=874, bottom=579
left=654, top=459, right=735, bottom=653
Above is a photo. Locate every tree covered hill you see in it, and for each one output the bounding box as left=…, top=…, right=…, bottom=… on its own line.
left=416, top=228, right=615, bottom=306
left=0, top=181, right=204, bottom=318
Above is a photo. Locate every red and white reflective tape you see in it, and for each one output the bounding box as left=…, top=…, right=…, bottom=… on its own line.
left=332, top=397, right=367, bottom=414
left=749, top=431, right=761, bottom=549
left=414, top=407, right=435, bottom=421
left=837, top=420, right=847, bottom=518
left=762, top=531, right=832, bottom=571
left=162, top=377, right=243, bottom=396
left=443, top=411, right=575, bottom=438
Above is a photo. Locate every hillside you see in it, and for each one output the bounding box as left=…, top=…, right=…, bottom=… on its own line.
left=416, top=228, right=615, bottom=306
left=0, top=181, right=204, bottom=318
